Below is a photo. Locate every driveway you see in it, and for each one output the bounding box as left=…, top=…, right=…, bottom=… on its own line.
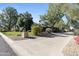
left=11, top=33, right=73, bottom=56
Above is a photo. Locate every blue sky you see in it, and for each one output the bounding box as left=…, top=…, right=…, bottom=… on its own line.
left=0, top=3, right=48, bottom=23
left=62, top=16, right=68, bottom=24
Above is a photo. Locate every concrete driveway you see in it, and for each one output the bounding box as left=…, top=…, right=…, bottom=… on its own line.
left=11, top=33, right=73, bottom=56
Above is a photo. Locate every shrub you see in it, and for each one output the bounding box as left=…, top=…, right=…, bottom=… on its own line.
left=27, top=30, right=31, bottom=32
left=31, top=25, right=41, bottom=35
left=74, top=28, right=79, bottom=35
left=45, top=28, right=52, bottom=33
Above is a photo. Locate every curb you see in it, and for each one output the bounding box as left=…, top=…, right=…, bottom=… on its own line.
left=0, top=32, right=31, bottom=56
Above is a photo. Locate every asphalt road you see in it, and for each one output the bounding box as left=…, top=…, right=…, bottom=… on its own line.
left=0, top=36, right=16, bottom=56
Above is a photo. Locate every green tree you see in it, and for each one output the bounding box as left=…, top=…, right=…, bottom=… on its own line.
left=0, top=6, right=18, bottom=31
left=17, top=12, right=33, bottom=38
left=40, top=3, right=79, bottom=32
left=17, top=12, right=33, bottom=31
left=40, top=3, right=64, bottom=31
left=57, top=3, right=79, bottom=28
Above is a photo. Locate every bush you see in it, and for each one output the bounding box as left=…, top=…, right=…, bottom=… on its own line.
left=31, top=25, right=41, bottom=35
left=45, top=28, right=52, bottom=33
left=27, top=30, right=31, bottom=32
left=74, top=28, right=79, bottom=35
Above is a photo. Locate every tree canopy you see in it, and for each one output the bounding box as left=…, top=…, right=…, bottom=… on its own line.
left=0, top=7, right=33, bottom=32
left=40, top=3, right=79, bottom=31
left=0, top=6, right=18, bottom=31
left=17, top=12, right=33, bottom=31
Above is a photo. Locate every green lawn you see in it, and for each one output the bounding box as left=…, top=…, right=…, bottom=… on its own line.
left=2, top=31, right=34, bottom=37
left=2, top=32, right=21, bottom=36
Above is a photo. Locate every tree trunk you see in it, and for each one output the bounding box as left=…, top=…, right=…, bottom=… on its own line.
left=21, top=31, right=28, bottom=38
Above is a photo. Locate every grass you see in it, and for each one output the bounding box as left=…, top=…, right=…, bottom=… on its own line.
left=2, top=31, right=34, bottom=37
left=28, top=32, right=35, bottom=36
left=2, top=32, right=21, bottom=36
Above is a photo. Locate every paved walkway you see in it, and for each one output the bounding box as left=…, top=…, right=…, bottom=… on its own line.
left=63, top=38, right=79, bottom=56
left=11, top=33, right=73, bottom=56
left=0, top=36, right=16, bottom=56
